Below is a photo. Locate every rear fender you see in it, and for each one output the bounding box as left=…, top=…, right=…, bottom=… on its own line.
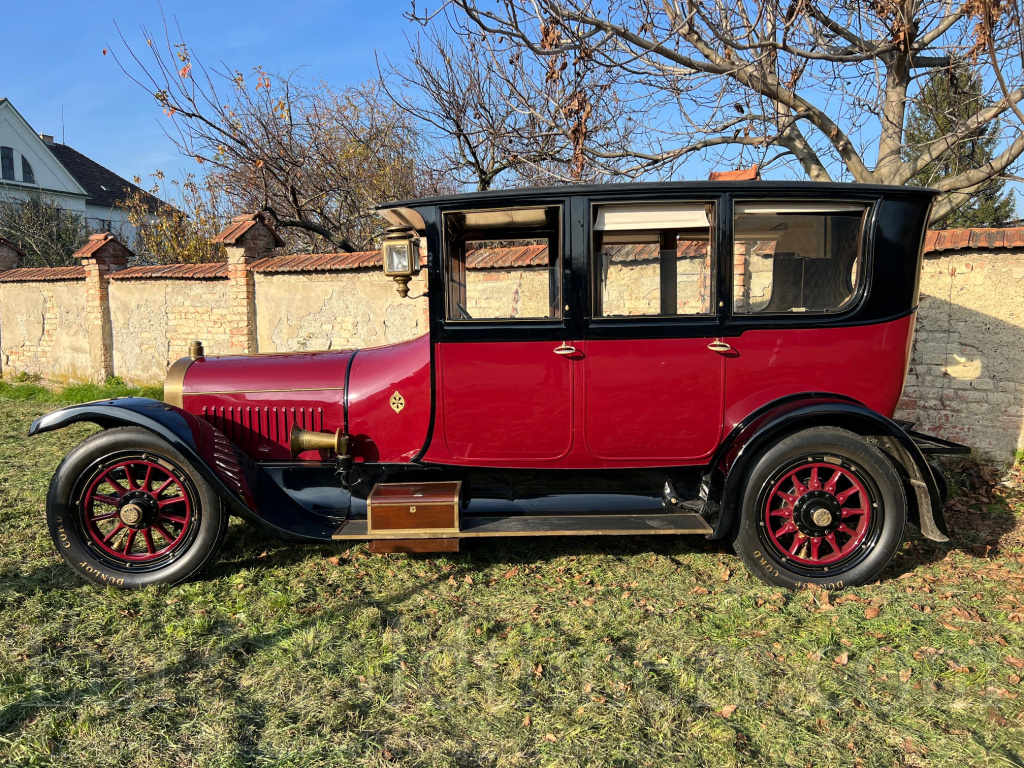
left=29, top=398, right=340, bottom=542
left=707, top=395, right=949, bottom=543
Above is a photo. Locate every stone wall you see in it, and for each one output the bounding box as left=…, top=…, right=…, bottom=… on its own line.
left=255, top=270, right=427, bottom=352
left=0, top=278, right=90, bottom=381
left=109, top=279, right=230, bottom=382
left=894, top=251, right=1024, bottom=462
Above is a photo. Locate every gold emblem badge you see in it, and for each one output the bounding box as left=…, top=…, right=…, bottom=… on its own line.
left=390, top=392, right=405, bottom=413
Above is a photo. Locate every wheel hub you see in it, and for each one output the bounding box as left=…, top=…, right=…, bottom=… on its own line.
left=793, top=489, right=843, bottom=537
left=118, top=490, right=160, bottom=529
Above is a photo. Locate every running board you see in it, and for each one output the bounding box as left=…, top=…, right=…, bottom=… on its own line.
left=332, top=512, right=712, bottom=540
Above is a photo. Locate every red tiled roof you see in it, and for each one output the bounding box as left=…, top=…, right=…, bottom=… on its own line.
left=250, top=251, right=385, bottom=273
left=465, top=244, right=549, bottom=268
left=111, top=263, right=228, bottom=280
left=924, top=227, right=1024, bottom=254
left=213, top=213, right=286, bottom=247
left=0, top=266, right=85, bottom=282
left=74, top=232, right=134, bottom=260
left=708, top=165, right=760, bottom=181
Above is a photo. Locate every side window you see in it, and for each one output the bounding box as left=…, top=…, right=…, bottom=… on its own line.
left=21, top=157, right=35, bottom=184
left=592, top=203, right=714, bottom=317
left=443, top=206, right=561, bottom=321
left=0, top=147, right=13, bottom=181
left=733, top=203, right=868, bottom=314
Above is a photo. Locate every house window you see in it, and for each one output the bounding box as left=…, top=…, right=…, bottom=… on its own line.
left=732, top=202, right=868, bottom=314
left=0, top=147, right=13, bottom=181
left=443, top=206, right=562, bottom=321
left=21, top=157, right=35, bottom=184
left=592, top=202, right=715, bottom=317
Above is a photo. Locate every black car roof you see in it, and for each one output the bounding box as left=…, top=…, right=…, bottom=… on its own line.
left=378, top=180, right=940, bottom=210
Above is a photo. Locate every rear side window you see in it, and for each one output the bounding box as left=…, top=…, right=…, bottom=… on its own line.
left=733, top=203, right=868, bottom=314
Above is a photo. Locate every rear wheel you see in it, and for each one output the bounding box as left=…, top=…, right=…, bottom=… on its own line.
left=46, top=427, right=227, bottom=588
left=731, top=427, right=906, bottom=590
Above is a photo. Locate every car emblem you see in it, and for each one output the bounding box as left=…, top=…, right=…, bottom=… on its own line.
left=390, top=392, right=405, bottom=413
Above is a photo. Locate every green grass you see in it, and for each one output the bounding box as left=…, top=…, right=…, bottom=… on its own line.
left=0, top=378, right=163, bottom=404
left=1, top=391, right=1022, bottom=767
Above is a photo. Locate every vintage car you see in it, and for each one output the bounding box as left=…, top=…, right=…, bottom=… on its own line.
left=32, top=181, right=968, bottom=590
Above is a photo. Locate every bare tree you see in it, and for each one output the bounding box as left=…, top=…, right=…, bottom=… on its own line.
left=0, top=194, right=89, bottom=268
left=112, top=19, right=441, bottom=253
left=412, top=1, right=1024, bottom=221
left=383, top=14, right=637, bottom=188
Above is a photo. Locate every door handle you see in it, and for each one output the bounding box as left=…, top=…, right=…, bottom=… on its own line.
left=553, top=344, right=577, bottom=355
left=707, top=339, right=732, bottom=353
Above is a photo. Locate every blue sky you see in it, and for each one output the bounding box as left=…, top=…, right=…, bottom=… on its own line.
left=2, top=0, right=412, bottom=184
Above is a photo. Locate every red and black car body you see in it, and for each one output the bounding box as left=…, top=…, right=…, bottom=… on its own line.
left=32, top=181, right=968, bottom=590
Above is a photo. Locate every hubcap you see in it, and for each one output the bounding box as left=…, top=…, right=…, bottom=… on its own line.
left=81, top=457, right=195, bottom=565
left=762, top=460, right=874, bottom=568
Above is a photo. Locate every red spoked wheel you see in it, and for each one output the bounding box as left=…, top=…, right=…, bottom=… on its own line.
left=763, top=462, right=874, bottom=567
left=81, top=458, right=195, bottom=565
left=732, top=427, right=907, bottom=590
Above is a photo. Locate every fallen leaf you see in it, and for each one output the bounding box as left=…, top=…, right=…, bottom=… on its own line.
left=987, top=708, right=1008, bottom=726
left=534, top=663, right=544, bottom=677
left=621, top=591, right=632, bottom=599
left=691, top=587, right=709, bottom=595
left=865, top=606, right=880, bottom=619
left=464, top=575, right=474, bottom=585
left=1009, top=674, right=1021, bottom=685
left=582, top=598, right=596, bottom=607
left=719, top=704, right=738, bottom=718
left=327, top=556, right=340, bottom=566
left=447, top=576, right=457, bottom=586
left=543, top=733, right=558, bottom=743
left=834, top=652, right=849, bottom=666
left=504, top=567, right=519, bottom=579
left=721, top=568, right=731, bottom=582
left=900, top=668, right=913, bottom=683
left=583, top=683, right=593, bottom=693
left=1005, top=655, right=1024, bottom=669
left=522, top=714, right=531, bottom=728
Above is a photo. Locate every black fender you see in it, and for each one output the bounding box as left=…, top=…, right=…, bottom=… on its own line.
left=706, top=394, right=950, bottom=543
left=29, top=398, right=341, bottom=542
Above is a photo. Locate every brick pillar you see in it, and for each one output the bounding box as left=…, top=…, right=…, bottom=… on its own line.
left=213, top=214, right=283, bottom=355
left=75, top=233, right=131, bottom=382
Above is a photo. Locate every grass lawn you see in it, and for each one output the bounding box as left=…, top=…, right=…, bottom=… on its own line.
left=1, top=383, right=1023, bottom=767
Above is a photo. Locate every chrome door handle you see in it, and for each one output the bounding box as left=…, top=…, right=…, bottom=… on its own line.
left=553, top=344, right=577, bottom=355
left=707, top=339, right=732, bottom=352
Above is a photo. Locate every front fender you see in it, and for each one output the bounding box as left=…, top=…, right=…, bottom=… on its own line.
left=708, top=395, right=950, bottom=543
left=30, top=398, right=342, bottom=543
left=30, top=397, right=259, bottom=517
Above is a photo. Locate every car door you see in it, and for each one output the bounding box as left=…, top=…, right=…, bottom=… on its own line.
left=433, top=202, right=575, bottom=463
left=582, top=199, right=727, bottom=463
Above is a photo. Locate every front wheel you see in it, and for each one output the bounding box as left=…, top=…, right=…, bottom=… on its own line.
left=46, top=427, right=227, bottom=588
left=732, top=427, right=906, bottom=590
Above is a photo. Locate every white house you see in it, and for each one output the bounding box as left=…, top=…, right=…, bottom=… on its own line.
left=0, top=98, right=165, bottom=244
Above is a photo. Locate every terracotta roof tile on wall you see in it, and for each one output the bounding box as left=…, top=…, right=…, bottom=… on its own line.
left=250, top=251, right=385, bottom=273
left=212, top=213, right=286, bottom=247
left=924, top=227, right=1024, bottom=254
left=0, top=266, right=85, bottom=282
left=110, top=263, right=228, bottom=280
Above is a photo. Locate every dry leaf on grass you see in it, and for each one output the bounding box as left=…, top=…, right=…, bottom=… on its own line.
left=865, top=606, right=880, bottom=619
left=900, top=668, right=913, bottom=682
left=1004, top=655, right=1024, bottom=669
left=719, top=704, right=738, bottom=718
left=834, top=652, right=849, bottom=666
left=504, top=567, right=519, bottom=579
left=522, top=714, right=531, bottom=728
left=543, top=733, right=558, bottom=743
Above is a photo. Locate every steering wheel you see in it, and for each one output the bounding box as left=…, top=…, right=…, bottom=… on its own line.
left=455, top=302, right=473, bottom=320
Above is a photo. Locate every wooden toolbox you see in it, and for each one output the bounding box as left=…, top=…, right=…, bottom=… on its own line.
left=367, top=481, right=462, bottom=535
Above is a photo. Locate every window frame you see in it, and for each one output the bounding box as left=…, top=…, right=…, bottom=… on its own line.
left=729, top=198, right=873, bottom=320
left=440, top=203, right=566, bottom=325
left=589, top=199, right=718, bottom=321
left=21, top=156, right=35, bottom=185
left=0, top=147, right=14, bottom=181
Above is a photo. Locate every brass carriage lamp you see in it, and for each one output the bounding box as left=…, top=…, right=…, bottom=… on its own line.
left=381, top=226, right=419, bottom=298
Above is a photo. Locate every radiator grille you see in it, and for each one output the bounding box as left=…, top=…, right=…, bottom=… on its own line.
left=200, top=405, right=324, bottom=447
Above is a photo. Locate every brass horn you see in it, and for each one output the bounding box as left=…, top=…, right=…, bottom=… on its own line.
left=289, top=426, right=349, bottom=458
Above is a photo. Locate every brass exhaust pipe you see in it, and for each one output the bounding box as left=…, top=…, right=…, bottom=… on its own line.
left=289, top=426, right=349, bottom=458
